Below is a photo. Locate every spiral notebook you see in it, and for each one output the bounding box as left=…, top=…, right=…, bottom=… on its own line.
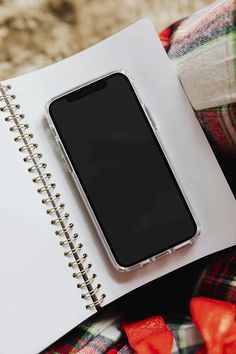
left=0, top=20, right=235, bottom=354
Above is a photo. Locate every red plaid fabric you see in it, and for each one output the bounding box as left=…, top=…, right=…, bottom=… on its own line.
left=159, top=19, right=183, bottom=52
left=46, top=248, right=236, bottom=353
left=160, top=2, right=236, bottom=158
left=195, top=248, right=236, bottom=304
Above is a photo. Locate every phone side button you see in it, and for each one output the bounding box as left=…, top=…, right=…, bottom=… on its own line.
left=63, top=154, right=73, bottom=174
left=50, top=125, right=57, bottom=137
left=144, top=105, right=157, bottom=130
left=57, top=141, right=73, bottom=174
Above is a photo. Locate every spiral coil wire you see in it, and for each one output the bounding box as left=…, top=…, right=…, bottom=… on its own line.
left=0, top=83, right=105, bottom=310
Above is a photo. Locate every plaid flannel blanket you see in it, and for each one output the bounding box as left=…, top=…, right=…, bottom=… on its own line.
left=160, top=0, right=236, bottom=158
left=46, top=0, right=236, bottom=353
left=46, top=248, right=236, bottom=354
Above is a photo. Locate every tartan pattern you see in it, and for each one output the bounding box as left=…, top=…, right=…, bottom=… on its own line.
left=169, top=322, right=203, bottom=354
left=195, top=248, right=236, bottom=303
left=167, top=0, right=234, bottom=59
left=196, top=104, right=236, bottom=157
left=159, top=19, right=183, bottom=52
left=45, top=313, right=123, bottom=354
left=161, top=0, right=236, bottom=157
left=46, top=247, right=236, bottom=353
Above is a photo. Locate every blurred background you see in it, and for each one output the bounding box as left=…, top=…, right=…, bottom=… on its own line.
left=0, top=0, right=213, bottom=81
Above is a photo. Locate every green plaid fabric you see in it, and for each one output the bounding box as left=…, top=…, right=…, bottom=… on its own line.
left=46, top=313, right=124, bottom=353
left=169, top=322, right=203, bottom=354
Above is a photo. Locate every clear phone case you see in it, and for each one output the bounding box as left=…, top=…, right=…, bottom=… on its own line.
left=45, top=70, right=201, bottom=272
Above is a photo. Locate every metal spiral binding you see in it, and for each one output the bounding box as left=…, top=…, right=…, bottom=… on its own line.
left=0, top=83, right=105, bottom=310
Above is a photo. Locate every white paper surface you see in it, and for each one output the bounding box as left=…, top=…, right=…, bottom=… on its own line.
left=0, top=19, right=235, bottom=354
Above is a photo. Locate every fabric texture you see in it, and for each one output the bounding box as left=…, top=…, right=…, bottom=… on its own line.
left=46, top=0, right=236, bottom=352
left=159, top=0, right=236, bottom=158
left=167, top=0, right=236, bottom=111
left=195, top=249, right=236, bottom=303
left=46, top=248, right=236, bottom=354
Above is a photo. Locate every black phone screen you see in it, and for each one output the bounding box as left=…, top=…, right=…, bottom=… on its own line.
left=49, top=73, right=197, bottom=268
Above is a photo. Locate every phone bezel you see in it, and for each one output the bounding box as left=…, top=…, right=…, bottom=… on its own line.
left=45, top=70, right=200, bottom=272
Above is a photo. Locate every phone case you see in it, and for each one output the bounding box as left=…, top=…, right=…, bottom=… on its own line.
left=45, top=70, right=200, bottom=272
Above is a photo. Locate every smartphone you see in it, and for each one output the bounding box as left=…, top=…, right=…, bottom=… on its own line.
left=45, top=72, right=199, bottom=271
